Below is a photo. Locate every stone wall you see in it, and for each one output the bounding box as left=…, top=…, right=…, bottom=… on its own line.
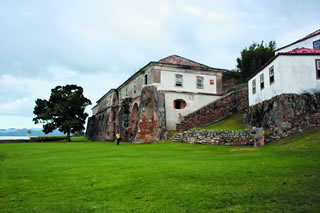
left=118, top=97, right=132, bottom=141
left=178, top=128, right=264, bottom=146
left=135, top=86, right=167, bottom=143
left=176, top=85, right=248, bottom=131
left=86, top=106, right=118, bottom=141
left=86, top=85, right=167, bottom=143
left=245, top=92, right=320, bottom=139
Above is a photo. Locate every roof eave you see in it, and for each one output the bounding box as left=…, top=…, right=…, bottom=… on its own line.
left=248, top=53, right=320, bottom=81
left=275, top=29, right=320, bottom=52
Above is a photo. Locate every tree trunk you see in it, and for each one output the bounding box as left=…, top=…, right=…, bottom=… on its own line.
left=66, top=131, right=71, bottom=142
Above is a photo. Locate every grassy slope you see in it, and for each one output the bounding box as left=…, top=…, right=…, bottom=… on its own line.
left=200, top=113, right=248, bottom=130
left=0, top=130, right=319, bottom=212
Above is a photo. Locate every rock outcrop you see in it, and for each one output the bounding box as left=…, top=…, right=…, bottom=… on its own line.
left=245, top=92, right=320, bottom=138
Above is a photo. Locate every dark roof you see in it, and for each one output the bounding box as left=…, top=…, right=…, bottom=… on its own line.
left=248, top=48, right=320, bottom=81
left=276, top=29, right=320, bottom=52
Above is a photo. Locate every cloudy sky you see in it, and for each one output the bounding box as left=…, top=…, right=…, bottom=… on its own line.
left=0, top=0, right=319, bottom=129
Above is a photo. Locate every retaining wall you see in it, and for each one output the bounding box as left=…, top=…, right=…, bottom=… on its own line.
left=245, top=92, right=320, bottom=139
left=179, top=129, right=264, bottom=146
left=176, top=85, right=248, bottom=131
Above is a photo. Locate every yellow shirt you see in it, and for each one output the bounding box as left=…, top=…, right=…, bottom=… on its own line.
left=116, top=134, right=120, bottom=139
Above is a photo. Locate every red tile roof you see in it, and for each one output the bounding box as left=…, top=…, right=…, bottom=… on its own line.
left=286, top=48, right=320, bottom=54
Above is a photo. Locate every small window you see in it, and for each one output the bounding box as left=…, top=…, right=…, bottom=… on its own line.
left=269, top=66, right=274, bottom=84
left=196, top=77, right=204, bottom=89
left=134, top=84, right=136, bottom=94
left=316, top=59, right=320, bottom=79
left=313, top=40, right=320, bottom=50
left=260, top=74, right=264, bottom=90
left=252, top=80, right=256, bottom=94
left=175, top=74, right=183, bottom=87
left=125, top=88, right=128, bottom=96
left=144, top=74, right=148, bottom=85
left=173, top=99, right=186, bottom=109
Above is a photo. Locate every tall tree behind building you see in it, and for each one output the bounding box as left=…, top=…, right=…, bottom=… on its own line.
left=237, top=41, right=276, bottom=81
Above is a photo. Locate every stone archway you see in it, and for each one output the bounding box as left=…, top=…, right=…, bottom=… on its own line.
left=130, top=103, right=139, bottom=136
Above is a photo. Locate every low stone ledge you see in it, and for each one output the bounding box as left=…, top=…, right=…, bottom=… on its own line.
left=180, top=128, right=264, bottom=146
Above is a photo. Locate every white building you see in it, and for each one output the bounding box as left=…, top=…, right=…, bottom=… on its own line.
left=248, top=29, right=320, bottom=106
left=87, top=55, right=226, bottom=142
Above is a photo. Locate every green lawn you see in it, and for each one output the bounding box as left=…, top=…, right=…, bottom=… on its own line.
left=1, top=130, right=320, bottom=212
left=200, top=113, right=248, bottom=130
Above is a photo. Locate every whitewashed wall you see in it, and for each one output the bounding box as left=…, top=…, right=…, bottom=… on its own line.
left=275, top=34, right=320, bottom=54
left=158, top=69, right=219, bottom=94
left=157, top=66, right=222, bottom=130
left=164, top=92, right=220, bottom=130
left=249, top=55, right=320, bottom=106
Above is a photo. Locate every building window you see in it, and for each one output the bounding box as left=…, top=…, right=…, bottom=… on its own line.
left=316, top=59, right=320, bottom=79
left=196, top=77, right=204, bottom=89
left=252, top=80, right=256, bottom=94
left=173, top=99, right=186, bottom=109
left=269, top=66, right=274, bottom=84
left=175, top=74, right=183, bottom=87
left=313, top=40, right=320, bottom=50
left=144, top=74, right=148, bottom=85
left=125, top=88, right=128, bottom=96
left=134, top=84, right=136, bottom=94
left=260, top=74, right=264, bottom=90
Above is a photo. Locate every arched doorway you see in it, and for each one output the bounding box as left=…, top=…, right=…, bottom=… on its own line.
left=130, top=103, right=139, bottom=136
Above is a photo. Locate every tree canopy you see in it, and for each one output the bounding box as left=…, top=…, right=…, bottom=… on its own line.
left=33, top=84, right=91, bottom=142
left=237, top=41, right=276, bottom=81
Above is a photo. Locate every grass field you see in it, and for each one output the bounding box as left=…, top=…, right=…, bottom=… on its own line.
left=1, top=130, right=320, bottom=212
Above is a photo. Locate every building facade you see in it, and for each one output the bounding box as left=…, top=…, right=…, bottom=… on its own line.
left=86, top=55, right=226, bottom=143
left=248, top=29, right=320, bottom=106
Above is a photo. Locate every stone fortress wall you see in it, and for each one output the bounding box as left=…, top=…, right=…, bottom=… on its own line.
left=176, top=85, right=248, bottom=132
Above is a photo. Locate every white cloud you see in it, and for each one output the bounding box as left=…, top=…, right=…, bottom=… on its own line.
left=0, top=0, right=320, bottom=129
left=182, top=5, right=232, bottom=22
left=0, top=98, right=31, bottom=114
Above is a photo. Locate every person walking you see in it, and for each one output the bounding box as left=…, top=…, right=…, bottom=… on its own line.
left=130, top=133, right=134, bottom=144
left=116, top=133, right=120, bottom=145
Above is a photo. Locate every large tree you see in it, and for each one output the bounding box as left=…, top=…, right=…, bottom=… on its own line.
left=33, top=84, right=91, bottom=142
left=237, top=41, right=276, bottom=81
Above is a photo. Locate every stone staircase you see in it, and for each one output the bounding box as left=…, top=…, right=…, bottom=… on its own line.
left=171, top=133, right=183, bottom=142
